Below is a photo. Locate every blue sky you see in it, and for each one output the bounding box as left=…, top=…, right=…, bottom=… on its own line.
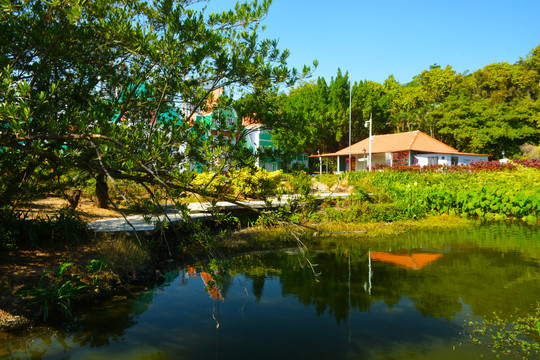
left=205, top=0, right=540, bottom=85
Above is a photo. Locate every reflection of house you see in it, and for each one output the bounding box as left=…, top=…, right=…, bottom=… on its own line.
left=370, top=252, right=443, bottom=270
left=186, top=266, right=223, bottom=300
left=315, top=130, right=489, bottom=172
left=242, top=117, right=308, bottom=171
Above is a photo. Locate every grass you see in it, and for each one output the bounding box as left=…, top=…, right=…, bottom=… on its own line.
left=94, top=236, right=151, bottom=279
left=212, top=214, right=475, bottom=258
left=307, top=214, right=474, bottom=238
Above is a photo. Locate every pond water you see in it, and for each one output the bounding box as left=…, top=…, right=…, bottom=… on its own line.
left=2, top=222, right=539, bottom=360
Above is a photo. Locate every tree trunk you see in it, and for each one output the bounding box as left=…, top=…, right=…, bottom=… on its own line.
left=67, top=188, right=82, bottom=210
left=95, top=174, right=109, bottom=208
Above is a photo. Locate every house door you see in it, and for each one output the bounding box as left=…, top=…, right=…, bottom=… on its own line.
left=345, top=157, right=356, bottom=171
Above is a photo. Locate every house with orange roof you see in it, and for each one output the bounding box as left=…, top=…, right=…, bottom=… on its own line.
left=242, top=116, right=309, bottom=171
left=183, top=91, right=309, bottom=171
left=315, top=130, right=489, bottom=172
left=187, top=88, right=238, bottom=136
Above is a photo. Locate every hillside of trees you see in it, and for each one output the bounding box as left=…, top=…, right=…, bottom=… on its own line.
left=266, top=45, right=540, bottom=159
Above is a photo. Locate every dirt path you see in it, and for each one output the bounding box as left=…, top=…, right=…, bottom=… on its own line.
left=18, top=197, right=124, bottom=222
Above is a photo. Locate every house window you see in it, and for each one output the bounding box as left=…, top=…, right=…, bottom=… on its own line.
left=427, top=156, right=438, bottom=165
left=451, top=156, right=458, bottom=166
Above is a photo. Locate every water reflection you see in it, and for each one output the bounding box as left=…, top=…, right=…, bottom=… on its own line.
left=370, top=252, right=443, bottom=270
left=3, top=223, right=539, bottom=360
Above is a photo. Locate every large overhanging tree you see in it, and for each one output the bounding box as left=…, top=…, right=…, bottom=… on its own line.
left=0, top=0, right=312, bottom=210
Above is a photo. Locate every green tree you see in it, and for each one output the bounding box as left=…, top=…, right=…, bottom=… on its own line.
left=241, top=46, right=540, bottom=160
left=327, top=68, right=351, bottom=149
left=268, top=70, right=392, bottom=157
left=381, top=49, right=540, bottom=157
left=0, top=0, right=312, bottom=209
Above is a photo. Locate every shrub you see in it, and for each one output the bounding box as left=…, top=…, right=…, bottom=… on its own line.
left=190, top=169, right=284, bottom=199
left=371, top=161, right=518, bottom=173
left=362, top=202, right=407, bottom=222
left=326, top=168, right=540, bottom=224
left=191, top=172, right=231, bottom=197
left=16, top=262, right=86, bottom=321
left=512, top=159, right=540, bottom=169
left=283, top=171, right=312, bottom=196
left=0, top=207, right=88, bottom=250
left=229, top=168, right=283, bottom=199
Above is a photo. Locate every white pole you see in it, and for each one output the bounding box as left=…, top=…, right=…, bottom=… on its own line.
left=365, top=113, right=373, bottom=171
left=326, top=158, right=329, bottom=174
left=348, top=73, right=352, bottom=172
left=318, top=150, right=322, bottom=176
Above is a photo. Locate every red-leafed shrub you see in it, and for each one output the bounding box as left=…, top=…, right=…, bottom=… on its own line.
left=467, top=160, right=516, bottom=172
left=372, top=163, right=390, bottom=170
left=512, top=159, right=540, bottom=169
left=373, top=160, right=518, bottom=173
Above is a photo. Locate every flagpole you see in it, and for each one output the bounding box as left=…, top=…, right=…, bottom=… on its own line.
left=365, top=113, right=372, bottom=171
left=369, top=113, right=372, bottom=171
left=348, top=73, right=352, bottom=171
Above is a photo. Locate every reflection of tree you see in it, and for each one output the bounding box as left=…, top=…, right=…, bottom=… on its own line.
left=7, top=331, right=56, bottom=359
left=230, top=225, right=540, bottom=325
left=70, top=290, right=155, bottom=347
left=413, top=292, right=462, bottom=321
left=371, top=265, right=405, bottom=309
left=279, top=252, right=373, bottom=324
left=6, top=294, right=143, bottom=357
left=66, top=270, right=183, bottom=348
left=219, top=275, right=234, bottom=299
left=248, top=275, right=266, bottom=302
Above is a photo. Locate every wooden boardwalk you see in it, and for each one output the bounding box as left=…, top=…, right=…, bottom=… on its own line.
left=88, top=192, right=350, bottom=233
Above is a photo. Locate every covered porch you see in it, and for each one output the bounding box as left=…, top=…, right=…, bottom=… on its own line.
left=311, top=151, right=411, bottom=174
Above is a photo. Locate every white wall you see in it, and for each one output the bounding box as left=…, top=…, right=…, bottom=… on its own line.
left=415, top=153, right=488, bottom=166
left=245, top=126, right=260, bottom=150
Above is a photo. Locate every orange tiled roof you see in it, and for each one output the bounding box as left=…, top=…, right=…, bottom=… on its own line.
left=242, top=114, right=263, bottom=127
left=335, top=130, right=460, bottom=156
left=188, top=88, right=224, bottom=122
left=200, top=88, right=223, bottom=116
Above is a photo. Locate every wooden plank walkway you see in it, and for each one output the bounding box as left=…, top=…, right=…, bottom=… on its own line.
left=88, top=192, right=350, bottom=234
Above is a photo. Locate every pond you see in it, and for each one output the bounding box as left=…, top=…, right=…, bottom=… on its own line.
left=2, top=222, right=539, bottom=359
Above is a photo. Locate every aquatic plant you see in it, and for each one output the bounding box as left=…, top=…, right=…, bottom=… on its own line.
left=466, top=306, right=540, bottom=358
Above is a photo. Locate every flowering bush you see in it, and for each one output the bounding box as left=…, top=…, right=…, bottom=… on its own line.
left=372, top=161, right=518, bottom=173
left=512, top=159, right=540, bottom=169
